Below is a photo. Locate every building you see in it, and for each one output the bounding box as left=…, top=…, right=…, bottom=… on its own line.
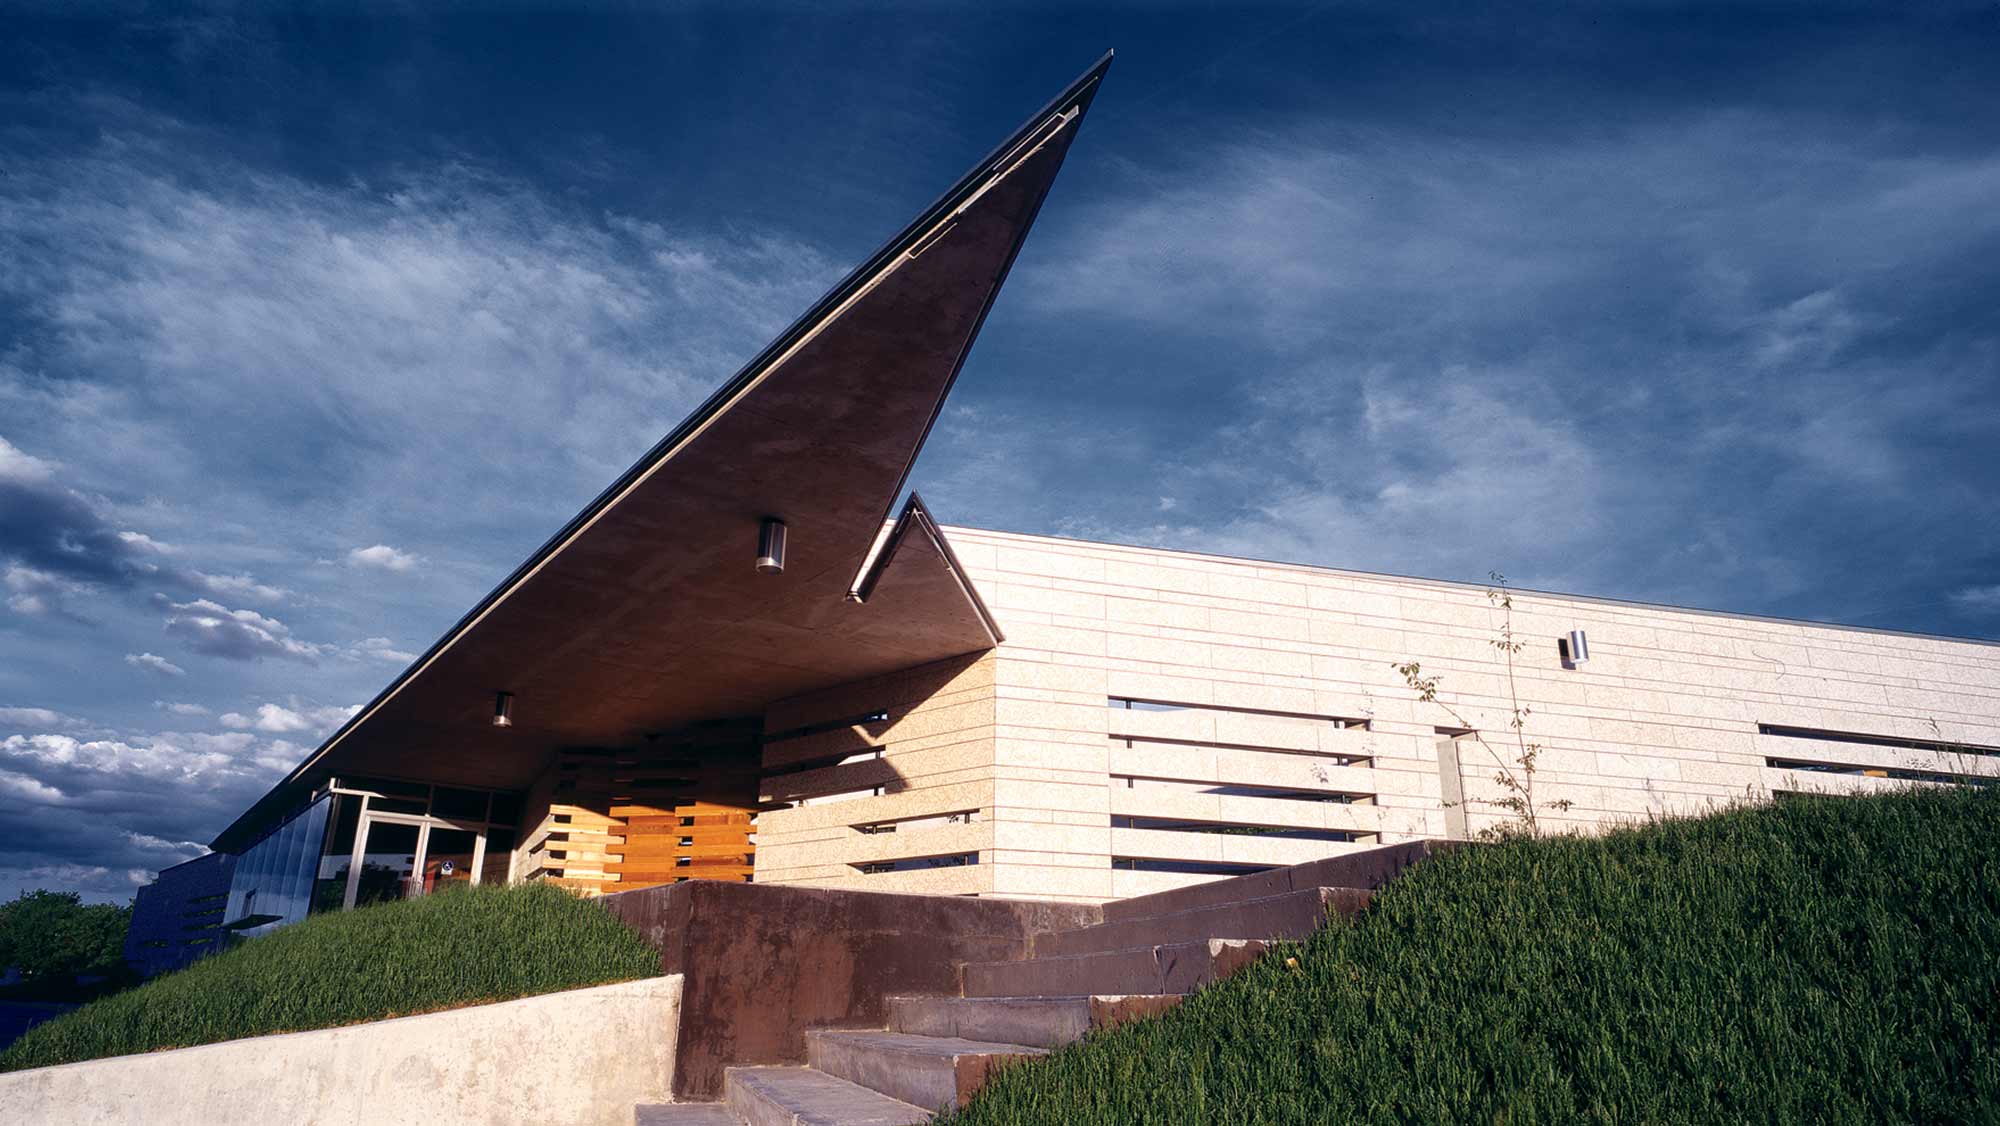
left=123, top=852, right=235, bottom=977
left=128, top=55, right=2000, bottom=953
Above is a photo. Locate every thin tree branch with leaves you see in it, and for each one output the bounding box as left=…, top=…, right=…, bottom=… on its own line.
left=1394, top=572, right=1572, bottom=838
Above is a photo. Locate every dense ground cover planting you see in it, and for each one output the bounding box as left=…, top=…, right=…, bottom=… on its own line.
left=0, top=882, right=659, bottom=1072
left=946, top=787, right=2000, bottom=1125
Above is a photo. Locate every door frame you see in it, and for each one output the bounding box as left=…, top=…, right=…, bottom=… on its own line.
left=343, top=811, right=490, bottom=909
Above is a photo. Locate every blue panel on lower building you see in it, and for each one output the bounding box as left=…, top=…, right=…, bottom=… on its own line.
left=124, top=851, right=238, bottom=978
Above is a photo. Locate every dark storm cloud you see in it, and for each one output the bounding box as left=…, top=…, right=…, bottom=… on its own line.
left=0, top=443, right=164, bottom=595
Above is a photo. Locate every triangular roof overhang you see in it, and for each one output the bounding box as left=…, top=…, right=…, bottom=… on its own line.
left=214, top=54, right=1111, bottom=851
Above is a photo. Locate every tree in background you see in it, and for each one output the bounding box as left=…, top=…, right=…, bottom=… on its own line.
left=0, top=891, right=132, bottom=985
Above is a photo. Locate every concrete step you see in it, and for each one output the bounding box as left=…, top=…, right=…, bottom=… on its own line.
left=724, top=1066, right=932, bottom=1126
left=962, top=938, right=1273, bottom=998
left=1100, top=839, right=1447, bottom=923
left=1033, top=886, right=1370, bottom=958
left=636, top=1104, right=742, bottom=1126
left=805, top=1030, right=1046, bottom=1111
left=886, top=993, right=1184, bottom=1048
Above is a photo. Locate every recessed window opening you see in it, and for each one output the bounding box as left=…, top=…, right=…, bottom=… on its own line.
left=1113, top=775, right=1373, bottom=804
left=1110, top=698, right=1192, bottom=712
left=852, top=851, right=980, bottom=874
left=1111, top=857, right=1274, bottom=876
left=760, top=746, right=886, bottom=779
left=1111, top=733, right=1371, bottom=765
left=1108, top=697, right=1370, bottom=728
left=854, top=810, right=980, bottom=835
left=1758, top=723, right=2000, bottom=760
left=764, top=709, right=893, bottom=744
left=796, top=786, right=885, bottom=807
left=1111, top=815, right=1374, bottom=843
left=1765, top=757, right=1995, bottom=788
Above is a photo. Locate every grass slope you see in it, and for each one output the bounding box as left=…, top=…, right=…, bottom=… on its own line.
left=945, top=788, right=2000, bottom=1125
left=0, top=882, right=660, bottom=1072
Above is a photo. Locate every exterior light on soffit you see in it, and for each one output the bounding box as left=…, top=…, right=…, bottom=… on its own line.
left=757, top=518, right=787, bottom=575
left=493, top=691, right=514, bottom=728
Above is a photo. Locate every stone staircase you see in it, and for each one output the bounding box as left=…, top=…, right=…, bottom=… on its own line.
left=637, top=841, right=1439, bottom=1125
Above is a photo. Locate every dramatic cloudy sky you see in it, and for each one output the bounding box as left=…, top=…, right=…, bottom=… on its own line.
left=2, top=2, right=1997, bottom=901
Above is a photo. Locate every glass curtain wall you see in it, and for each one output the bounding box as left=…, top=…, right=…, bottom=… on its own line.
left=222, top=795, right=332, bottom=935
left=220, top=779, right=523, bottom=937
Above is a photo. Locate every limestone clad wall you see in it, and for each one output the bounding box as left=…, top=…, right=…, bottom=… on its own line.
left=753, top=652, right=997, bottom=894
left=937, top=527, right=2000, bottom=901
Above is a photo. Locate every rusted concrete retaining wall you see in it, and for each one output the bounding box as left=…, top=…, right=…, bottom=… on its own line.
left=0, top=975, right=683, bottom=1126
left=600, top=880, right=1097, bottom=1098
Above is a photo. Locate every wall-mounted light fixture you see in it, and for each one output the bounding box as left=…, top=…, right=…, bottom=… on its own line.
left=493, top=691, right=514, bottom=728
left=756, top=518, right=788, bottom=575
left=1560, top=630, right=1591, bottom=668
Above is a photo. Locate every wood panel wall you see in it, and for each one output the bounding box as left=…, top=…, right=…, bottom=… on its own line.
left=519, top=720, right=761, bottom=895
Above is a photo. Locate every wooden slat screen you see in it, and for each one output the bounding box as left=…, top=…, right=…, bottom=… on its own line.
left=524, top=720, right=760, bottom=895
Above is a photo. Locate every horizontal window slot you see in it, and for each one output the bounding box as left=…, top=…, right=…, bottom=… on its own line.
left=793, top=787, right=884, bottom=807
left=1111, top=857, right=1275, bottom=876
left=1112, top=816, right=1374, bottom=843
left=854, top=810, right=979, bottom=835
left=1114, top=774, right=1373, bottom=804
left=761, top=747, right=885, bottom=779
left=765, top=709, right=892, bottom=745
left=1765, top=757, right=1995, bottom=787
left=852, top=851, right=980, bottom=875
left=1112, top=734, right=1370, bottom=766
left=1758, top=723, right=2000, bottom=759
left=1109, top=697, right=1370, bottom=728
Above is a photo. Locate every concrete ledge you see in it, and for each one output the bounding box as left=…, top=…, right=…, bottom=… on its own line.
left=0, top=974, right=683, bottom=1126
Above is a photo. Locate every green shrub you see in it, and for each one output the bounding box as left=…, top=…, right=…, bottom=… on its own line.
left=945, top=786, right=2000, bottom=1125
left=0, top=881, right=660, bottom=1072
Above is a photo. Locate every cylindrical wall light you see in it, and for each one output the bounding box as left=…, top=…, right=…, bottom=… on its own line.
left=1566, top=630, right=1591, bottom=665
left=757, top=518, right=788, bottom=574
left=492, top=691, right=514, bottom=728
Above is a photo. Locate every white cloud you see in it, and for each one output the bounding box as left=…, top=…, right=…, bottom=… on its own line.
left=0, top=435, right=57, bottom=483
left=121, top=830, right=206, bottom=857
left=1951, top=585, right=2000, bottom=614
left=117, top=530, right=177, bottom=554
left=5, top=565, right=85, bottom=617
left=0, top=706, right=67, bottom=728
left=345, top=544, right=421, bottom=573
left=0, top=768, right=67, bottom=804
left=189, top=570, right=289, bottom=603
left=125, top=651, right=187, bottom=677
left=348, top=636, right=417, bottom=664
left=218, top=700, right=358, bottom=735
left=160, top=597, right=327, bottom=663
left=154, top=700, right=210, bottom=716
left=2, top=732, right=233, bottom=781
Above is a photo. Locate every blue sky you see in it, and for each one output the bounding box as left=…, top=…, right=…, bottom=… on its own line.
left=2, top=2, right=1997, bottom=902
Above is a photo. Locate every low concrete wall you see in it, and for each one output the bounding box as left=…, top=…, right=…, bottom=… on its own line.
left=0, top=975, right=683, bottom=1126
left=601, top=880, right=1098, bottom=1099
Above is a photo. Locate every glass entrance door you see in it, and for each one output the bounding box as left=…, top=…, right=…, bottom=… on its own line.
left=347, top=817, right=422, bottom=908
left=422, top=827, right=479, bottom=895
left=343, top=815, right=490, bottom=908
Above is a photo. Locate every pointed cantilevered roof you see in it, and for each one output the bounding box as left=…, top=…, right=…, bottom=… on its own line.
left=214, top=54, right=1112, bottom=850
